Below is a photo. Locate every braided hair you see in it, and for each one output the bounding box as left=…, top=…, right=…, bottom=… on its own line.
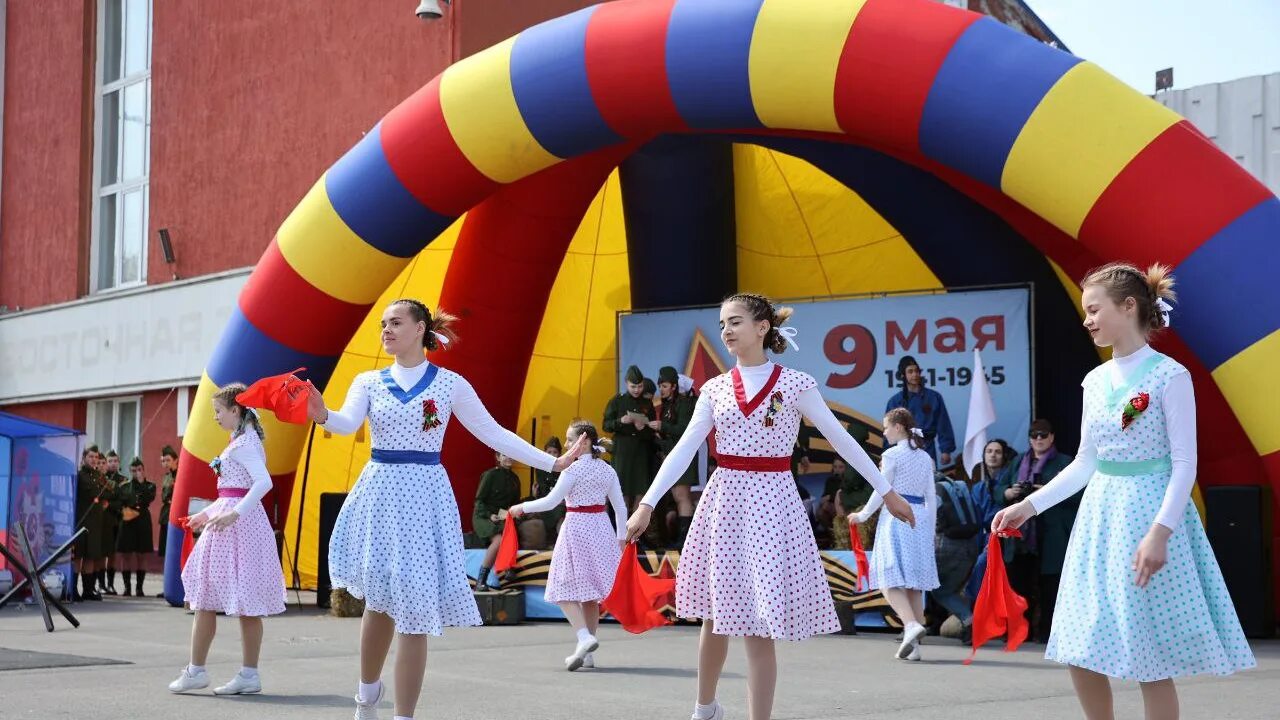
left=390, top=299, right=459, bottom=352
left=1081, top=262, right=1176, bottom=336
left=722, top=292, right=795, bottom=354
left=212, top=383, right=266, bottom=440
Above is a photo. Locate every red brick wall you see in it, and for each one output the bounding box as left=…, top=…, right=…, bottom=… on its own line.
left=0, top=1, right=95, bottom=309
left=146, top=1, right=454, bottom=283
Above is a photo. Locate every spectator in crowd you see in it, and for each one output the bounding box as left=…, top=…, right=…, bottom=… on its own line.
left=885, top=355, right=956, bottom=468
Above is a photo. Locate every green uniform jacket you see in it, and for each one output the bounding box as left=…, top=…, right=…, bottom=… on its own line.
left=103, top=471, right=127, bottom=549
left=159, top=470, right=176, bottom=525
left=824, top=467, right=875, bottom=515
left=115, top=478, right=158, bottom=553
left=603, top=393, right=656, bottom=496
left=74, top=466, right=109, bottom=559
left=473, top=467, right=521, bottom=539
left=658, top=393, right=698, bottom=486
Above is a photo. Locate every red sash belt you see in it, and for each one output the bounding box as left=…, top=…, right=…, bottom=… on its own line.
left=217, top=488, right=249, bottom=498
left=715, top=454, right=791, bottom=472
left=566, top=505, right=606, bottom=513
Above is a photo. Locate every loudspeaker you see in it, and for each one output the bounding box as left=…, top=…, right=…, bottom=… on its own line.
left=316, top=492, right=348, bottom=609
left=1205, top=485, right=1275, bottom=638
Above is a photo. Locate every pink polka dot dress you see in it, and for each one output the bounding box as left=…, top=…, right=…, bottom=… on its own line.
left=520, top=456, right=627, bottom=603
left=181, top=430, right=286, bottom=617
left=650, top=363, right=845, bottom=640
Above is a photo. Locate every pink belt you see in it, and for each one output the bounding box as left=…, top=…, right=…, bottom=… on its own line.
left=217, top=488, right=249, bottom=498
left=566, top=505, right=606, bottom=513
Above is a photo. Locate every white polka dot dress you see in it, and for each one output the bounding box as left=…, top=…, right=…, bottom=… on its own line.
left=677, top=365, right=842, bottom=641
left=327, top=366, right=481, bottom=636
left=181, top=431, right=286, bottom=617
left=523, top=457, right=626, bottom=604
left=1045, top=353, right=1256, bottom=681
left=866, top=441, right=939, bottom=592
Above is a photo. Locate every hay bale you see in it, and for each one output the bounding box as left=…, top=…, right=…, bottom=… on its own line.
left=330, top=588, right=365, bottom=618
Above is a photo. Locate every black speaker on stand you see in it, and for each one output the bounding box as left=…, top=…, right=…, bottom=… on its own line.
left=1205, top=485, right=1275, bottom=638
left=316, top=492, right=349, bottom=609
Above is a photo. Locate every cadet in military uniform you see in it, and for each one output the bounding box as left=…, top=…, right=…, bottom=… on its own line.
left=473, top=452, right=523, bottom=591
left=603, top=365, right=657, bottom=512
left=73, top=446, right=109, bottom=601
left=115, top=457, right=158, bottom=596
left=101, top=450, right=127, bottom=595
left=655, top=366, right=698, bottom=547
left=156, top=446, right=178, bottom=585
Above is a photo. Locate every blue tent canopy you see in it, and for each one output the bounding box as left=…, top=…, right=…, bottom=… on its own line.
left=1, top=411, right=82, bottom=584
left=0, top=411, right=81, bottom=439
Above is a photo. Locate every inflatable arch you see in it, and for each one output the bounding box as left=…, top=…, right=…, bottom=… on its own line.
left=166, top=0, right=1280, bottom=598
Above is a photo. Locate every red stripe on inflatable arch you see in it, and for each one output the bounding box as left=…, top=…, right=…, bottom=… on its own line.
left=834, top=0, right=980, bottom=154
left=381, top=76, right=499, bottom=217
left=239, top=239, right=372, bottom=356
left=434, top=145, right=634, bottom=530
left=585, top=0, right=685, bottom=139
left=1079, top=120, right=1275, bottom=269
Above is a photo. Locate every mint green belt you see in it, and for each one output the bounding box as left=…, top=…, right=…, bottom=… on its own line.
left=1096, top=456, right=1172, bottom=476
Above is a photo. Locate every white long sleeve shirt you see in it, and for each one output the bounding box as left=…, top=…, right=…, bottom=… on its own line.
left=320, top=361, right=555, bottom=472
left=851, top=439, right=937, bottom=524
left=1027, top=344, right=1197, bottom=531
left=227, top=441, right=273, bottom=516
left=640, top=361, right=892, bottom=508
left=518, top=458, right=629, bottom=541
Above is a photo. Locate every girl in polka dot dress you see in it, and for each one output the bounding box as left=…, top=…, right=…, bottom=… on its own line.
left=995, top=263, right=1255, bottom=719
left=305, top=300, right=588, bottom=720
left=849, top=408, right=939, bottom=662
left=626, top=293, right=917, bottom=720
left=510, top=420, right=628, bottom=672
left=168, top=384, right=286, bottom=697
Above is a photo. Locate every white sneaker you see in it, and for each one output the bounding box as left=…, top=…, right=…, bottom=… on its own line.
left=564, top=636, right=599, bottom=671
left=214, top=671, right=262, bottom=695
left=901, top=646, right=921, bottom=662
left=692, top=700, right=726, bottom=720
left=168, top=666, right=210, bottom=693
left=896, top=622, right=927, bottom=660
left=353, top=680, right=385, bottom=720
left=581, top=652, right=595, bottom=669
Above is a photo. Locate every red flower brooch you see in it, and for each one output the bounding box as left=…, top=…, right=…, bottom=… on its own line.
left=1121, top=392, right=1150, bottom=430
left=423, top=399, right=442, bottom=431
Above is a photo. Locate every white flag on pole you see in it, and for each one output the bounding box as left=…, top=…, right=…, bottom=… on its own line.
left=963, top=349, right=997, bottom=475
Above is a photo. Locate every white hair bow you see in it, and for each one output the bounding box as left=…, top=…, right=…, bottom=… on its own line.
left=910, top=427, right=924, bottom=438
left=246, top=408, right=260, bottom=420
left=1154, top=298, right=1173, bottom=328
left=432, top=331, right=451, bottom=346
left=677, top=374, right=694, bottom=394
left=777, top=326, right=800, bottom=352
left=592, top=444, right=607, bottom=454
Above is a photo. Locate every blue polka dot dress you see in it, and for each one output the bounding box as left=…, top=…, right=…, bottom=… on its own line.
left=325, top=363, right=554, bottom=636
left=861, top=440, right=939, bottom=592
left=1042, top=351, right=1256, bottom=681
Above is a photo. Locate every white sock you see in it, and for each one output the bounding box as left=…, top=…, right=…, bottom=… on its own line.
left=394, top=716, right=413, bottom=720
left=576, top=628, right=593, bottom=643
left=239, top=666, right=259, bottom=679
left=694, top=700, right=719, bottom=719
left=358, top=680, right=381, bottom=703
left=187, top=664, right=205, bottom=675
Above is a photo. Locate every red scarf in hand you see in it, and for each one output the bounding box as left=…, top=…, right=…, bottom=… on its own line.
left=235, top=367, right=311, bottom=424
left=848, top=520, right=870, bottom=592
left=176, top=516, right=197, bottom=571
left=493, top=514, right=520, bottom=573
left=601, top=543, right=676, bottom=634
left=964, top=528, right=1029, bottom=665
